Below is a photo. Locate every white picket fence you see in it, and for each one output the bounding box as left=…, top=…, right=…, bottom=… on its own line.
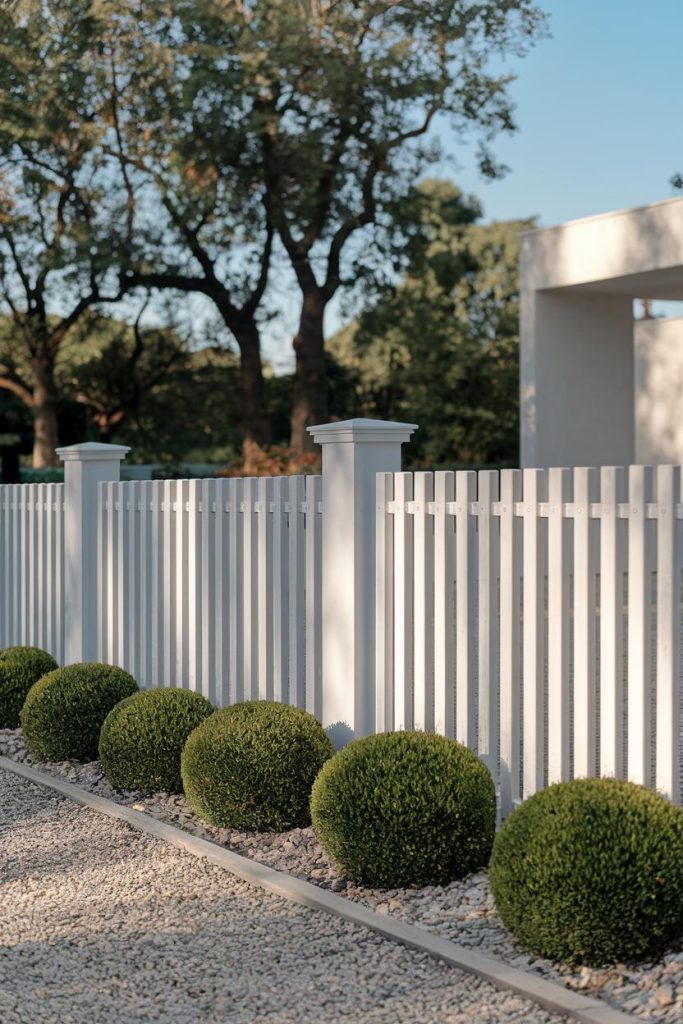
left=376, top=465, right=683, bottom=814
left=95, top=476, right=322, bottom=715
left=1, top=422, right=682, bottom=814
left=0, top=483, right=65, bottom=664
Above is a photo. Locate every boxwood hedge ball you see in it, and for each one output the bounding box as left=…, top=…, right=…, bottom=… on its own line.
left=0, top=646, right=58, bottom=728
left=310, top=731, right=496, bottom=888
left=99, top=687, right=214, bottom=793
left=181, top=700, right=334, bottom=831
left=21, top=663, right=138, bottom=762
left=489, top=777, right=683, bottom=965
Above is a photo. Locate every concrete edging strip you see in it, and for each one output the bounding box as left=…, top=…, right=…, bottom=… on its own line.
left=0, top=756, right=636, bottom=1024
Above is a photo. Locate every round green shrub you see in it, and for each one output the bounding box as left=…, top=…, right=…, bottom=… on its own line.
left=21, top=663, right=139, bottom=762
left=0, top=646, right=58, bottom=728
left=181, top=700, right=334, bottom=830
left=99, top=688, right=214, bottom=793
left=311, top=731, right=496, bottom=888
left=489, top=777, right=683, bottom=966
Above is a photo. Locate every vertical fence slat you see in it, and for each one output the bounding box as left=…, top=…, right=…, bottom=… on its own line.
left=655, top=465, right=681, bottom=801
left=433, top=471, right=455, bottom=738
left=187, top=479, right=201, bottom=694
left=627, top=465, right=653, bottom=786
left=271, top=478, right=287, bottom=704
left=200, top=479, right=214, bottom=702
left=547, top=468, right=571, bottom=784
left=599, top=466, right=626, bottom=778
left=522, top=469, right=546, bottom=797
left=573, top=467, right=599, bottom=779
left=288, top=476, right=306, bottom=710
left=375, top=473, right=395, bottom=733
left=477, top=470, right=500, bottom=775
left=242, top=478, right=258, bottom=701
left=257, top=477, right=274, bottom=700
left=413, top=472, right=434, bottom=732
left=214, top=479, right=229, bottom=706
left=305, top=475, right=322, bottom=719
left=393, top=472, right=414, bottom=731
left=455, top=471, right=477, bottom=749
left=499, top=469, right=522, bottom=816
left=139, top=481, right=151, bottom=687
left=228, top=478, right=244, bottom=706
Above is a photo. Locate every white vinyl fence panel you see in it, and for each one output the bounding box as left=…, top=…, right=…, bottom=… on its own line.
left=376, top=465, right=683, bottom=815
left=96, top=476, right=323, bottom=714
left=0, top=483, right=65, bottom=663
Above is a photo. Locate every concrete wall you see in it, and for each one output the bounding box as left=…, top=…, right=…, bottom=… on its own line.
left=635, top=316, right=683, bottom=464
left=520, top=198, right=683, bottom=468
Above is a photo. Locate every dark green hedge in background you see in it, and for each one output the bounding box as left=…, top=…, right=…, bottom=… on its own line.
left=181, top=700, right=334, bottom=831
left=100, top=687, right=214, bottom=793
left=0, top=646, right=58, bottom=728
left=311, top=731, right=496, bottom=888
left=21, top=663, right=139, bottom=762
left=489, top=777, right=683, bottom=965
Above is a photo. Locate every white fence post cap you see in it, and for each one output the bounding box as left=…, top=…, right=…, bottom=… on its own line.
left=56, top=442, right=130, bottom=463
left=308, top=418, right=418, bottom=445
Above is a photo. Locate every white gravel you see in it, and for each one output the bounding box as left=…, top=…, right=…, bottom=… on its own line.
left=0, top=767, right=570, bottom=1024
left=4, top=725, right=683, bottom=1021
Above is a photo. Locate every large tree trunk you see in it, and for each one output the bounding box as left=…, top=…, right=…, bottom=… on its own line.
left=228, top=315, right=271, bottom=472
left=31, top=355, right=60, bottom=468
left=290, top=288, right=328, bottom=452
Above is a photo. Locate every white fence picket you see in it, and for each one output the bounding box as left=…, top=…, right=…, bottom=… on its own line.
left=627, top=466, right=652, bottom=786
left=375, top=472, right=395, bottom=733
left=598, top=466, right=626, bottom=778
left=433, top=471, right=455, bottom=738
left=573, top=467, right=599, bottom=779
left=547, top=467, right=571, bottom=785
left=455, top=471, right=477, bottom=749
left=498, top=469, right=522, bottom=816
left=655, top=465, right=681, bottom=801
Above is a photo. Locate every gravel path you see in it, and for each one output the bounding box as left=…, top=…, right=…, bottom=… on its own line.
left=2, top=728, right=679, bottom=1022
left=0, top=768, right=570, bottom=1024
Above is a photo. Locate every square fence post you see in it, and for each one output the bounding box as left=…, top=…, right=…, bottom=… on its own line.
left=308, top=418, right=417, bottom=746
left=56, top=442, right=130, bottom=665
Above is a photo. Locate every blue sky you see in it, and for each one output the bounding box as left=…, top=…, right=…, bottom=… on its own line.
left=444, top=0, right=682, bottom=228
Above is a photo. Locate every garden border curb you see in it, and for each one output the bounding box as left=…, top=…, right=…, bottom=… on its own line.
left=0, top=756, right=635, bottom=1024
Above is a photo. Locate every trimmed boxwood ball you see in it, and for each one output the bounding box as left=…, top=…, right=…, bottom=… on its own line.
left=181, top=700, right=334, bottom=830
left=0, top=646, right=58, bottom=728
left=489, top=777, right=683, bottom=966
left=21, top=663, right=138, bottom=762
left=99, top=688, right=214, bottom=793
left=311, top=731, right=496, bottom=888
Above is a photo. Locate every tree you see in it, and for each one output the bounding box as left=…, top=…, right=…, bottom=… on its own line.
left=0, top=2, right=131, bottom=465
left=89, top=2, right=275, bottom=466
left=97, top=0, right=546, bottom=452
left=329, top=180, right=534, bottom=467
left=197, top=0, right=545, bottom=448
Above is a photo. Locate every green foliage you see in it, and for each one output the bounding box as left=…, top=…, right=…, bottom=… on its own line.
left=0, top=646, right=58, bottom=728
left=489, top=778, right=683, bottom=966
left=330, top=181, right=534, bottom=468
left=21, top=663, right=139, bottom=763
left=99, top=687, right=214, bottom=793
left=181, top=701, right=334, bottom=831
left=311, top=731, right=496, bottom=888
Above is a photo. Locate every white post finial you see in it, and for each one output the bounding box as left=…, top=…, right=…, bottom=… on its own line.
left=57, top=442, right=130, bottom=664
left=308, top=418, right=417, bottom=746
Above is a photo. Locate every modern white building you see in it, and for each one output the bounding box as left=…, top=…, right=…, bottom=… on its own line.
left=520, top=197, right=683, bottom=467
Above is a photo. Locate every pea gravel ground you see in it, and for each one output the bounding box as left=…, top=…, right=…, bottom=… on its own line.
left=0, top=769, right=572, bottom=1024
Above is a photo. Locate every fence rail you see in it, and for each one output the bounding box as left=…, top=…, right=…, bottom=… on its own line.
left=376, top=465, right=683, bottom=816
